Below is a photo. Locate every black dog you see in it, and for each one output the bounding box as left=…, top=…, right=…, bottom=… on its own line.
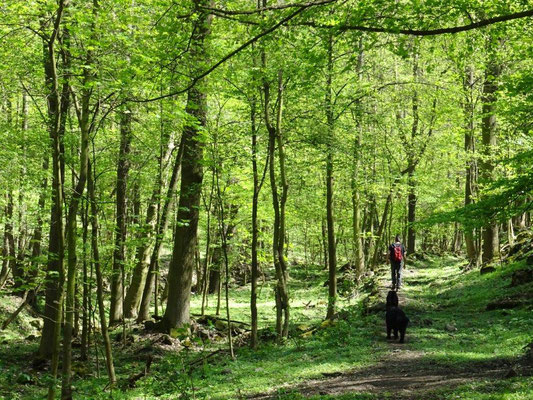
left=385, top=290, right=409, bottom=343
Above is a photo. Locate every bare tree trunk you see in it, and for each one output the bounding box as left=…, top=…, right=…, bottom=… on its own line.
left=38, top=2, right=67, bottom=372
left=88, top=160, right=116, bottom=387
left=407, top=52, right=419, bottom=256
left=325, top=34, right=337, bottom=320
left=463, top=65, right=478, bottom=265
left=2, top=192, right=16, bottom=287
left=250, top=86, right=268, bottom=348
left=137, top=138, right=184, bottom=322
left=61, top=12, right=95, bottom=392
left=14, top=92, right=29, bottom=291
left=201, top=174, right=215, bottom=315
left=352, top=38, right=365, bottom=281
left=109, top=108, right=132, bottom=325
left=81, top=200, right=89, bottom=361
left=35, top=4, right=68, bottom=400
left=480, top=43, right=501, bottom=264
left=264, top=65, right=290, bottom=340
left=213, top=160, right=234, bottom=359
left=124, top=137, right=174, bottom=318
left=158, top=0, right=212, bottom=331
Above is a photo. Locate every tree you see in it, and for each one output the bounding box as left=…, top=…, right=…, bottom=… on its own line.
left=159, top=0, right=212, bottom=331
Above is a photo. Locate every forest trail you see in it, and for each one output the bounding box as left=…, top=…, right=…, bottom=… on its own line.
left=251, top=261, right=516, bottom=399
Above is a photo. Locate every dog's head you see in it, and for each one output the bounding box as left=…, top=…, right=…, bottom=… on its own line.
left=386, top=290, right=399, bottom=309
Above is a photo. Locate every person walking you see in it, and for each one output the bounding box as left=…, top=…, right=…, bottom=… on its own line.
left=389, top=235, right=406, bottom=290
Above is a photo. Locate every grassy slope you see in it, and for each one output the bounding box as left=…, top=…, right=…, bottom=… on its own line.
left=1, top=255, right=532, bottom=399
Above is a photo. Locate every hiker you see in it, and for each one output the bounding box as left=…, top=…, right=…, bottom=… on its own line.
left=389, top=235, right=406, bottom=290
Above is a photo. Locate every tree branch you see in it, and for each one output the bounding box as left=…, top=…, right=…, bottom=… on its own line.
left=201, top=0, right=337, bottom=15
left=304, top=9, right=533, bottom=36
left=131, top=1, right=335, bottom=103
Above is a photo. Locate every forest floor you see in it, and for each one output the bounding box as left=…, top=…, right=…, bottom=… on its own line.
left=1, top=255, right=532, bottom=399
left=252, top=259, right=533, bottom=399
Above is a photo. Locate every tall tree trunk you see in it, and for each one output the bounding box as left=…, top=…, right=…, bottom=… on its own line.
left=14, top=92, right=29, bottom=291
left=137, top=138, right=184, bottom=322
left=264, top=66, right=290, bottom=339
left=61, top=10, right=95, bottom=393
left=3, top=192, right=16, bottom=287
left=123, top=138, right=173, bottom=318
left=80, top=199, right=89, bottom=361
left=88, top=160, right=116, bottom=387
left=351, top=38, right=365, bottom=281
left=406, top=52, right=419, bottom=255
left=158, top=0, right=212, bottom=331
left=480, top=42, right=500, bottom=264
left=250, top=86, right=267, bottom=348
left=463, top=65, right=478, bottom=265
left=325, top=34, right=337, bottom=320
left=38, top=1, right=67, bottom=369
left=109, top=108, right=132, bottom=325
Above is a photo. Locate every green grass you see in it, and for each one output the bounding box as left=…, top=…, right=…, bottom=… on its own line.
left=1, top=255, right=532, bottom=399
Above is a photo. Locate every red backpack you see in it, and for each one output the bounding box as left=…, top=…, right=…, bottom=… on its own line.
left=392, top=244, right=403, bottom=263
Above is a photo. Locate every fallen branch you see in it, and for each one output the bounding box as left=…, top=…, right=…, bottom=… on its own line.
left=188, top=349, right=227, bottom=367
left=127, top=355, right=153, bottom=388
left=193, top=313, right=251, bottom=327
left=1, top=290, right=35, bottom=331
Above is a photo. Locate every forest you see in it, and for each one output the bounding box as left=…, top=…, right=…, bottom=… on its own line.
left=0, top=0, right=532, bottom=399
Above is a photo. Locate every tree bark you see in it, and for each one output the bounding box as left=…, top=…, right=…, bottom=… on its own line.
left=480, top=42, right=501, bottom=264
left=325, top=34, right=337, bottom=320
left=88, top=160, right=116, bottom=387
left=263, top=66, right=290, bottom=339
left=38, top=1, right=67, bottom=369
left=351, top=40, right=365, bottom=281
left=2, top=192, right=16, bottom=288
left=463, top=65, right=478, bottom=265
left=158, top=0, right=212, bottom=331
left=109, top=108, right=132, bottom=325
left=123, top=138, right=173, bottom=318
left=61, top=7, right=96, bottom=392
left=250, top=85, right=267, bottom=348
left=137, top=137, right=184, bottom=322
left=406, top=52, right=419, bottom=256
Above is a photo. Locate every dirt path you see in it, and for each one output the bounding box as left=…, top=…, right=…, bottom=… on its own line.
left=286, top=348, right=508, bottom=399
left=250, top=265, right=514, bottom=399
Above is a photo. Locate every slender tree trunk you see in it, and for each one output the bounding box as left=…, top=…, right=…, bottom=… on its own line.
left=14, top=92, right=29, bottom=291
left=137, top=138, right=184, bottom=322
left=263, top=65, right=290, bottom=339
left=61, top=17, right=95, bottom=394
left=80, top=200, right=89, bottom=361
left=325, top=34, right=337, bottom=320
left=321, top=217, right=328, bottom=270
left=250, top=88, right=266, bottom=348
left=3, top=192, right=16, bottom=287
left=109, top=108, right=132, bottom=325
left=213, top=162, right=235, bottom=359
left=407, top=52, right=419, bottom=256
left=124, top=138, right=173, bottom=318
left=480, top=43, right=501, bottom=264
left=463, top=65, right=478, bottom=265
left=36, top=5, right=68, bottom=400
left=371, top=190, right=393, bottom=269
left=351, top=41, right=365, bottom=281
left=38, top=1, right=67, bottom=371
left=22, top=145, right=48, bottom=298
left=88, top=160, right=116, bottom=387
